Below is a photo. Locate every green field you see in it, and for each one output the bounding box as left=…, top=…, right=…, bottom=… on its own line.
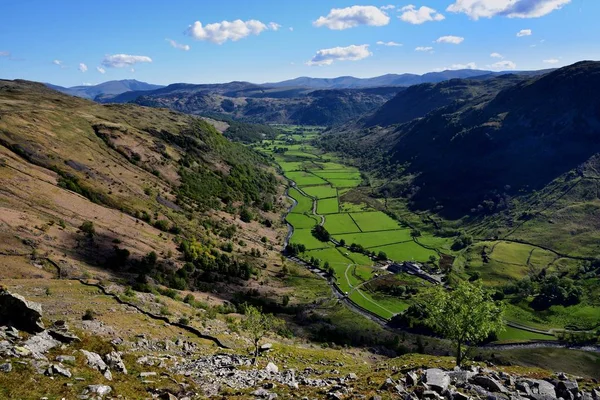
left=324, top=213, right=361, bottom=235
left=288, top=187, right=313, bottom=214
left=328, top=178, right=362, bottom=188
left=302, top=185, right=338, bottom=199
left=496, top=326, right=556, bottom=342
left=317, top=197, right=339, bottom=214
left=340, top=202, right=373, bottom=212
left=286, top=171, right=328, bottom=186
left=336, top=230, right=413, bottom=248
left=286, top=213, right=319, bottom=229
left=371, top=241, right=438, bottom=263
left=312, top=171, right=361, bottom=180
left=290, top=229, right=331, bottom=250
left=350, top=212, right=402, bottom=232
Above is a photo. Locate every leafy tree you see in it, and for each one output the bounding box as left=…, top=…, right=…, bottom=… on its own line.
left=377, top=251, right=388, bottom=261
left=240, top=208, right=253, bottom=223
left=410, top=229, right=421, bottom=238
left=425, top=281, right=504, bottom=366
left=339, top=238, right=346, bottom=247
left=240, top=304, right=283, bottom=364
left=451, top=233, right=473, bottom=251
left=311, top=225, right=330, bottom=242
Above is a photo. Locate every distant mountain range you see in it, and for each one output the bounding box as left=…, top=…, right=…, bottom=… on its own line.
left=43, top=68, right=554, bottom=126
left=45, top=79, right=164, bottom=101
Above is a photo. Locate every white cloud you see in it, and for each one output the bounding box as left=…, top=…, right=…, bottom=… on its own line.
left=53, top=59, right=62, bottom=66
left=399, top=5, right=445, bottom=24
left=166, top=39, right=190, bottom=51
left=376, top=40, right=402, bottom=46
left=447, top=0, right=570, bottom=20
left=78, top=63, right=88, bottom=72
left=130, top=68, right=135, bottom=73
left=306, top=44, right=372, bottom=66
left=489, top=60, right=517, bottom=70
left=81, top=82, right=93, bottom=86
left=517, top=29, right=532, bottom=37
left=380, top=4, right=396, bottom=10
left=435, top=35, right=464, bottom=44
left=543, top=58, right=559, bottom=64
left=187, top=19, right=275, bottom=44
left=96, top=66, right=106, bottom=74
left=101, top=54, right=152, bottom=68
left=415, top=46, right=434, bottom=52
left=490, top=52, right=504, bottom=59
left=450, top=62, right=477, bottom=70
left=289, top=27, right=294, bottom=31
left=0, top=51, right=10, bottom=57
left=268, top=22, right=282, bottom=31
left=313, top=6, right=390, bottom=30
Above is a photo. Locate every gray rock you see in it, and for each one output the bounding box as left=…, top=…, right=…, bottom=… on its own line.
left=265, top=362, right=279, bottom=374
left=159, top=393, right=178, bottom=400
left=260, top=343, right=273, bottom=352
left=592, top=389, right=600, bottom=400
left=140, top=371, right=157, bottom=378
left=449, top=371, right=475, bottom=385
left=370, top=396, right=383, bottom=400
left=424, top=390, right=442, bottom=399
left=5, top=327, right=20, bottom=340
left=473, top=376, right=509, bottom=394
left=406, top=371, right=419, bottom=386
left=24, top=331, right=61, bottom=359
left=105, top=351, right=127, bottom=374
left=381, top=377, right=397, bottom=390
left=80, top=350, right=112, bottom=380
left=347, top=372, right=358, bottom=380
left=48, top=328, right=80, bottom=344
left=425, top=369, right=451, bottom=393
left=0, top=362, right=12, bottom=373
left=51, top=364, right=72, bottom=378
left=84, top=384, right=112, bottom=396
left=529, top=380, right=556, bottom=397
left=253, top=388, right=278, bottom=399
left=452, top=391, right=470, bottom=400
left=0, top=290, right=45, bottom=333
left=56, top=355, right=76, bottom=363
left=516, top=382, right=532, bottom=396
left=557, top=381, right=579, bottom=397
left=527, top=394, right=556, bottom=400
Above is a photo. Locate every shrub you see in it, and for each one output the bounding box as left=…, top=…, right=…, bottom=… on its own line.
left=79, top=221, right=95, bottom=237
left=82, top=309, right=95, bottom=321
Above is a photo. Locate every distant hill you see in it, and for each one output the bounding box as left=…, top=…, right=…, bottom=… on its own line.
left=264, top=69, right=547, bottom=89
left=45, top=79, right=164, bottom=100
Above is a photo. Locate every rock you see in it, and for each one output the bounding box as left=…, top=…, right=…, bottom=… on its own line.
left=347, top=372, right=358, bottom=380
left=253, top=388, right=278, bottom=399
left=0, top=290, right=45, bottom=333
left=159, top=393, right=178, bottom=400
left=425, top=369, right=451, bottom=393
left=452, top=391, right=470, bottom=400
left=84, top=384, right=112, bottom=397
left=5, top=326, right=20, bottom=340
left=0, top=362, right=12, bottom=372
left=140, top=371, right=157, bottom=378
left=528, top=380, right=556, bottom=397
left=56, top=355, right=75, bottom=363
left=265, top=362, right=279, bottom=374
left=24, top=331, right=61, bottom=359
left=370, top=396, right=383, bottom=400
left=51, top=364, right=72, bottom=378
left=423, top=390, right=442, bottom=399
left=13, top=346, right=31, bottom=357
left=48, top=328, right=80, bottom=344
left=557, top=381, right=579, bottom=398
left=592, top=389, right=600, bottom=400
left=260, top=343, right=273, bottom=352
left=449, top=371, right=474, bottom=385
left=80, top=350, right=111, bottom=380
left=105, top=351, right=127, bottom=374
left=406, top=371, right=419, bottom=387
left=516, top=382, right=532, bottom=396
left=473, top=376, right=509, bottom=394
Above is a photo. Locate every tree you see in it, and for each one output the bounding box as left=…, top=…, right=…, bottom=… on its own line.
left=240, top=305, right=283, bottom=364
left=311, top=225, right=330, bottom=242
left=425, top=281, right=504, bottom=367
left=377, top=251, right=388, bottom=261
left=79, top=221, right=95, bottom=238
left=240, top=208, right=253, bottom=223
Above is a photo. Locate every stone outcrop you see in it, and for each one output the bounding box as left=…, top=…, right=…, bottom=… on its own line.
left=0, top=290, right=45, bottom=333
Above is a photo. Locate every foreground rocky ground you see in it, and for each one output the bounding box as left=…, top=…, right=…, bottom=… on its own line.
left=0, top=287, right=598, bottom=399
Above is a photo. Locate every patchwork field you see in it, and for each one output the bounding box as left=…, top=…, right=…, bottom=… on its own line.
left=288, top=187, right=313, bottom=214
left=317, top=197, right=339, bottom=214
left=350, top=212, right=403, bottom=232
left=324, top=213, right=361, bottom=235
left=286, top=213, right=319, bottom=229
left=302, top=185, right=338, bottom=199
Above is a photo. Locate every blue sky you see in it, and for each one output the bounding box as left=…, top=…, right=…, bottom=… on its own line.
left=0, top=0, right=597, bottom=87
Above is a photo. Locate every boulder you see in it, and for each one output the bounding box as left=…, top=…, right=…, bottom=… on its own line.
left=347, top=372, right=358, bottom=380
left=23, top=331, right=61, bottom=359
left=473, top=376, right=509, bottom=394
left=50, top=364, right=72, bottom=378
left=0, top=362, right=12, bottom=373
left=81, top=349, right=112, bottom=380
left=259, top=343, right=273, bottom=352
left=425, top=369, right=450, bottom=393
left=0, top=290, right=45, bottom=333
left=265, top=362, right=279, bottom=374
left=448, top=371, right=474, bottom=385
left=529, top=380, right=556, bottom=397
left=159, top=393, right=178, bottom=400
left=56, top=355, right=75, bottom=363
left=452, top=391, right=470, bottom=400
left=105, top=351, right=127, bottom=374
left=84, top=384, right=112, bottom=397
left=557, top=380, right=579, bottom=398
left=406, top=371, right=419, bottom=386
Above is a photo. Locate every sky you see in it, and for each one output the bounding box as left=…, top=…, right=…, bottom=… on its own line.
left=0, top=0, right=597, bottom=87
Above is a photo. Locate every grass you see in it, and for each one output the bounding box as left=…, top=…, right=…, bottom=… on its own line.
left=328, top=178, right=362, bottom=188
left=286, top=171, right=328, bottom=186
left=340, top=202, right=374, bottom=213
left=324, top=213, right=362, bottom=235
left=312, top=171, right=361, bottom=180
left=288, top=187, right=313, bottom=214
left=371, top=241, right=438, bottom=263
left=336, top=230, right=413, bottom=248
left=302, top=185, right=338, bottom=199
left=290, top=229, right=331, bottom=250
left=505, top=301, right=600, bottom=331
left=286, top=213, right=319, bottom=229
left=350, top=211, right=402, bottom=232
left=317, top=197, right=339, bottom=214
left=496, top=326, right=556, bottom=342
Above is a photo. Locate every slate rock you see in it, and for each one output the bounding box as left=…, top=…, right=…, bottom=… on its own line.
left=557, top=381, right=579, bottom=397
left=0, top=362, right=12, bottom=373
left=473, top=376, right=509, bottom=394
left=406, top=371, right=419, bottom=387
left=50, top=364, right=72, bottom=378
left=56, top=355, right=76, bottom=363
left=24, top=331, right=61, bottom=359
left=265, top=362, right=279, bottom=374
left=84, top=384, right=112, bottom=396
left=105, top=351, right=127, bottom=374
left=425, top=369, right=451, bottom=393
left=259, top=343, right=273, bottom=352
left=0, top=290, right=45, bottom=333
